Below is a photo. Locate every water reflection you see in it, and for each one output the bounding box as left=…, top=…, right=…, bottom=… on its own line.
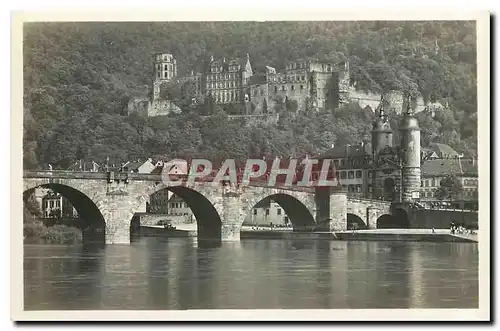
left=23, top=238, right=478, bottom=310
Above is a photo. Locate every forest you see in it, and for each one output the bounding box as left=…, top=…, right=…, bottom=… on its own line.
left=22, top=21, right=478, bottom=169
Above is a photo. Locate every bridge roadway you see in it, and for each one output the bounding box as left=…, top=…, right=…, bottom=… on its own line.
left=23, top=170, right=392, bottom=245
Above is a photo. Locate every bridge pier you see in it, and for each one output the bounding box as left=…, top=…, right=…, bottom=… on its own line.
left=329, top=192, right=348, bottom=231
left=104, top=209, right=133, bottom=245
left=219, top=192, right=243, bottom=242
left=366, top=207, right=381, bottom=229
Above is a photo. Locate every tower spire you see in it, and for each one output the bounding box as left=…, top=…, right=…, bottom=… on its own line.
left=406, top=93, right=413, bottom=115
left=379, top=95, right=387, bottom=121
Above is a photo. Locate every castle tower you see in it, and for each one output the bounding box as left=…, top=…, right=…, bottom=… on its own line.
left=399, top=95, right=421, bottom=202
left=370, top=98, right=394, bottom=200
left=153, top=53, right=177, bottom=100
left=154, top=53, right=177, bottom=82
left=371, top=96, right=393, bottom=157
left=338, top=61, right=350, bottom=105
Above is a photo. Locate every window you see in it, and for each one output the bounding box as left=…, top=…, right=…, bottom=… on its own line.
left=348, top=171, right=354, bottom=179
left=368, top=171, right=373, bottom=179
left=274, top=86, right=278, bottom=93
left=334, top=159, right=340, bottom=166
left=424, top=181, right=428, bottom=187
left=356, top=185, right=362, bottom=193
left=368, top=185, right=373, bottom=193
left=348, top=185, right=354, bottom=192
left=253, top=209, right=257, bottom=215
left=300, top=85, right=304, bottom=90
left=356, top=170, right=362, bottom=178
left=291, top=85, right=295, bottom=91
left=335, top=171, right=340, bottom=179
left=421, top=181, right=424, bottom=187
left=282, top=85, right=286, bottom=91
left=184, top=203, right=188, bottom=208
left=184, top=213, right=188, bottom=216
left=277, top=208, right=282, bottom=215
left=341, top=171, right=347, bottom=179
left=260, top=89, right=264, bottom=96
left=266, top=209, right=270, bottom=216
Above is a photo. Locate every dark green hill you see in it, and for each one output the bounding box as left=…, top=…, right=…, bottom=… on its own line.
left=23, top=21, right=477, bottom=168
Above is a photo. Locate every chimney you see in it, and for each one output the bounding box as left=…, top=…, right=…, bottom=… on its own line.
left=345, top=144, right=351, bottom=156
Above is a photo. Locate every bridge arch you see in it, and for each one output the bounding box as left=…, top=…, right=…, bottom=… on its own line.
left=347, top=213, right=366, bottom=230
left=139, top=183, right=222, bottom=242
left=243, top=192, right=316, bottom=231
left=376, top=209, right=409, bottom=229
left=23, top=183, right=105, bottom=244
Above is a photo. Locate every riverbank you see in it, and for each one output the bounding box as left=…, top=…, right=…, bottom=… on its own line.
left=333, top=229, right=478, bottom=243
left=23, top=222, right=82, bottom=244
left=139, top=225, right=477, bottom=243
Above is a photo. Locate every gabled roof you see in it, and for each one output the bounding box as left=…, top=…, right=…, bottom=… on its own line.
left=421, top=159, right=478, bottom=177
left=428, top=143, right=459, bottom=158
left=123, top=159, right=154, bottom=171
left=206, top=55, right=251, bottom=73
left=168, top=194, right=185, bottom=203
left=67, top=160, right=99, bottom=171
left=319, top=143, right=372, bottom=159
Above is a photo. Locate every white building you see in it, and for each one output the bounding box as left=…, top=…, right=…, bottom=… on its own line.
left=122, top=158, right=156, bottom=174
left=243, top=198, right=290, bottom=227
left=167, top=194, right=195, bottom=223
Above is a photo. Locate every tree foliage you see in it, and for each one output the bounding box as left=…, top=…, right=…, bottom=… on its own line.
left=434, top=174, right=463, bottom=200
left=23, top=21, right=477, bottom=168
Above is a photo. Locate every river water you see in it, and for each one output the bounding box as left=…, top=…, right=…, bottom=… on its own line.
left=23, top=237, right=478, bottom=310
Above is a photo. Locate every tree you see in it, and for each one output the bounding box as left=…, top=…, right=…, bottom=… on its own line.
left=434, top=174, right=463, bottom=200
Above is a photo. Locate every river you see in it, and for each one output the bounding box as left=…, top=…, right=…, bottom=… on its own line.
left=23, top=237, right=478, bottom=310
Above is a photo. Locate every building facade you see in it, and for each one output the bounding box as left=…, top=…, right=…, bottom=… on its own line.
left=128, top=52, right=450, bottom=118
left=167, top=194, right=195, bottom=222
left=41, top=191, right=63, bottom=218
left=242, top=198, right=290, bottom=227
left=420, top=158, right=478, bottom=202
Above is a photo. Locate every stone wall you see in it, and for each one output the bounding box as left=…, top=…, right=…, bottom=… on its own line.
left=348, top=86, right=427, bottom=113
left=409, top=209, right=478, bottom=229
left=346, top=198, right=392, bottom=228
left=147, top=99, right=182, bottom=117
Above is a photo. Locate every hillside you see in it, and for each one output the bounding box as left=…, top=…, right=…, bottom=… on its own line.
left=23, top=21, right=478, bottom=169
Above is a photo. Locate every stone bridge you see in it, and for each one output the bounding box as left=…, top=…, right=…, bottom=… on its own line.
left=22, top=170, right=393, bottom=245
left=346, top=197, right=392, bottom=229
